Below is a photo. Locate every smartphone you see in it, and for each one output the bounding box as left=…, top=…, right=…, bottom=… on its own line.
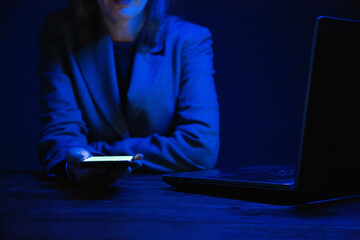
left=80, top=156, right=133, bottom=167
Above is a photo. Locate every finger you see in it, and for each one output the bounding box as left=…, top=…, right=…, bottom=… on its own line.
left=126, top=166, right=133, bottom=174
left=66, top=148, right=92, bottom=166
left=70, top=147, right=91, bottom=159
left=132, top=153, right=143, bottom=161
left=78, top=149, right=91, bottom=160
left=130, top=154, right=143, bottom=171
left=130, top=160, right=142, bottom=170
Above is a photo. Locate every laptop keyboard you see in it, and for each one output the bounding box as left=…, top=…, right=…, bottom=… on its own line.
left=215, top=168, right=296, bottom=183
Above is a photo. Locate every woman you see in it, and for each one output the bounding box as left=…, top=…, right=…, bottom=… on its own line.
left=38, top=0, right=219, bottom=184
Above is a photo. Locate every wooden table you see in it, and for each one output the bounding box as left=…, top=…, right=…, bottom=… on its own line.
left=0, top=172, right=359, bottom=240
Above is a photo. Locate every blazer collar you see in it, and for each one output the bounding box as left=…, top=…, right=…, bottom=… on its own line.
left=75, top=29, right=166, bottom=137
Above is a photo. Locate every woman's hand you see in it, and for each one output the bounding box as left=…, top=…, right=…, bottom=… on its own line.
left=66, top=147, right=142, bottom=187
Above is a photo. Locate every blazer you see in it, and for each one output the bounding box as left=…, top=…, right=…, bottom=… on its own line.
left=37, top=10, right=219, bottom=175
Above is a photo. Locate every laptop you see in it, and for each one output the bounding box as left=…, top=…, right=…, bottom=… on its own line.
left=163, top=16, right=360, bottom=203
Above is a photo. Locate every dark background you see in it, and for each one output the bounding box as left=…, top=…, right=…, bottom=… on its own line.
left=0, top=0, right=359, bottom=171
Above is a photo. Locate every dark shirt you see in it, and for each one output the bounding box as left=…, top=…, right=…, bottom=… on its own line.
left=113, top=41, right=137, bottom=113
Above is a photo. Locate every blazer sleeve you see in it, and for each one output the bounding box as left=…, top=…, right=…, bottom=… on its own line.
left=37, top=16, right=102, bottom=175
left=89, top=27, right=220, bottom=173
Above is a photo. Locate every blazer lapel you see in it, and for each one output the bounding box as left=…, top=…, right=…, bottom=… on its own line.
left=75, top=34, right=129, bottom=138
left=125, top=38, right=166, bottom=127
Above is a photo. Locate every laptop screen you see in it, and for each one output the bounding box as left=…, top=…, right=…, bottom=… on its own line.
left=296, top=16, right=360, bottom=197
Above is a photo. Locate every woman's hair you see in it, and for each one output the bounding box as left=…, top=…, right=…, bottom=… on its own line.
left=68, top=0, right=170, bottom=47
